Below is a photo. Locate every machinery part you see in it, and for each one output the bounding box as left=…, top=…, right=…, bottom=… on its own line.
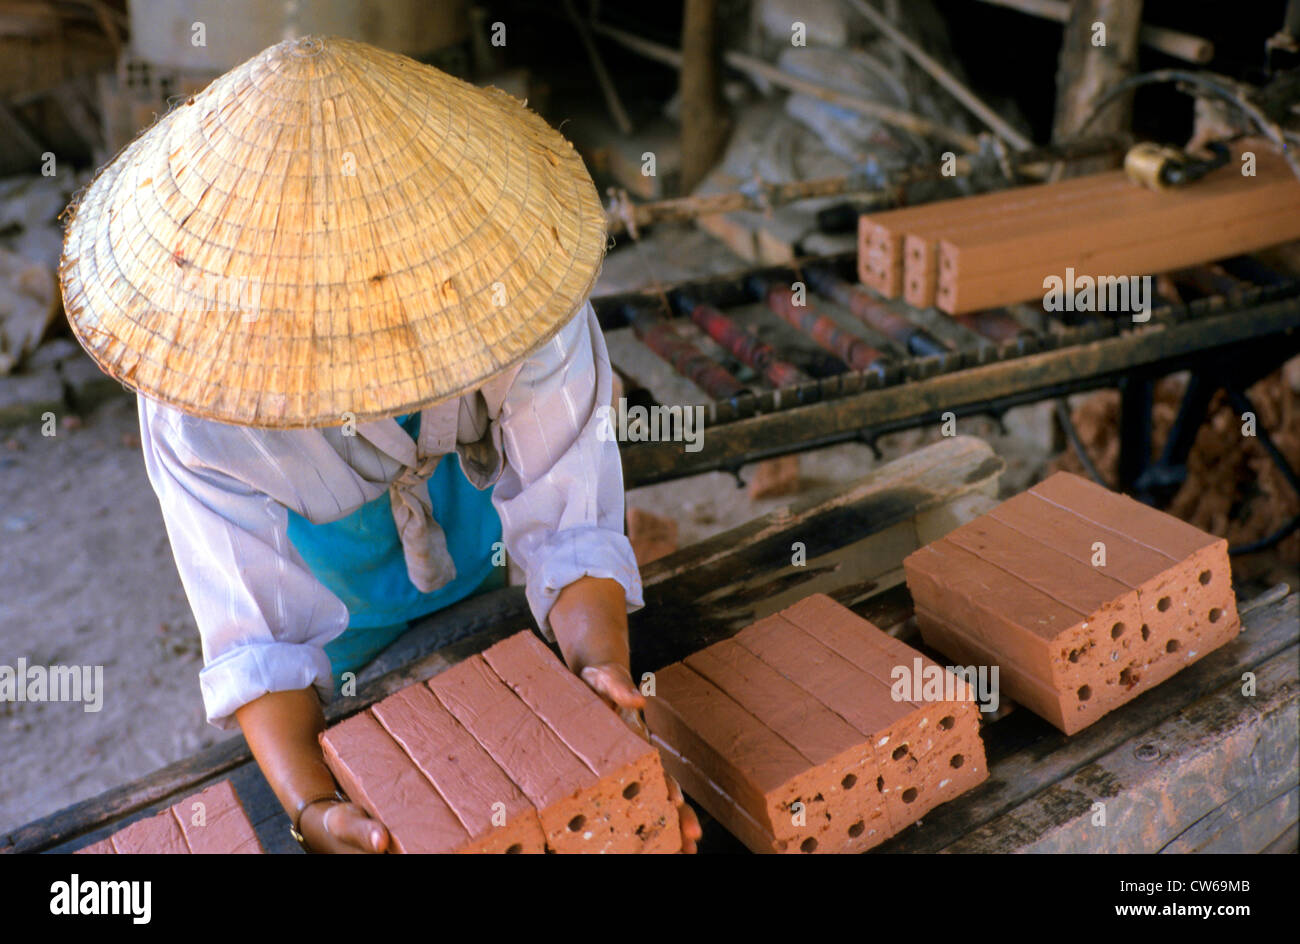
left=673, top=293, right=808, bottom=390
left=624, top=305, right=747, bottom=401
left=749, top=276, right=887, bottom=374
left=1124, top=140, right=1230, bottom=190
left=803, top=265, right=949, bottom=357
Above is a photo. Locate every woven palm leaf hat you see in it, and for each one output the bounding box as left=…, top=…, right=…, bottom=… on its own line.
left=59, top=35, right=606, bottom=427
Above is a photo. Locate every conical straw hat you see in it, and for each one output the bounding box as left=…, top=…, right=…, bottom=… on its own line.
left=60, top=36, right=606, bottom=428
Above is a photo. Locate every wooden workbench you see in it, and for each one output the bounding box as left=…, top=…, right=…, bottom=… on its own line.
left=6, top=436, right=1295, bottom=855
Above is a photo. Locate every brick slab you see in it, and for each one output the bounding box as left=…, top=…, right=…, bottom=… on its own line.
left=646, top=594, right=988, bottom=853
left=905, top=472, right=1242, bottom=735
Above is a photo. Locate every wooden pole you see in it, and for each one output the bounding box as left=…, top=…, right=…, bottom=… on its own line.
left=604, top=134, right=1128, bottom=236
left=593, top=22, right=982, bottom=151
left=973, top=0, right=1213, bottom=64
left=679, top=0, right=730, bottom=193
left=1053, top=0, right=1144, bottom=146
left=563, top=0, right=633, bottom=135
left=842, top=0, right=1034, bottom=151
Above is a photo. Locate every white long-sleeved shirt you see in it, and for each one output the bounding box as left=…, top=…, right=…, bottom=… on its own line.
left=138, top=303, right=643, bottom=729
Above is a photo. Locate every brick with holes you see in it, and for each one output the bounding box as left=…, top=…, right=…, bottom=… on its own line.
left=321, top=709, right=474, bottom=854
left=321, top=632, right=678, bottom=853
left=904, top=471, right=1241, bottom=735
left=479, top=631, right=679, bottom=852
left=370, top=683, right=547, bottom=854
left=432, top=634, right=680, bottom=854
left=644, top=594, right=987, bottom=853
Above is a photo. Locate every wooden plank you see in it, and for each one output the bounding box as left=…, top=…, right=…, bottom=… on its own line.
left=942, top=644, right=1298, bottom=853
left=878, top=591, right=1298, bottom=852
left=1171, top=786, right=1298, bottom=855
left=11, top=436, right=1003, bottom=854
left=629, top=435, right=1003, bottom=672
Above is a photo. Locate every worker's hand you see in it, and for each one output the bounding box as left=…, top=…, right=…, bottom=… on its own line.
left=551, top=576, right=703, bottom=854
left=579, top=664, right=702, bottom=854
left=297, top=798, right=389, bottom=854
left=235, top=687, right=391, bottom=855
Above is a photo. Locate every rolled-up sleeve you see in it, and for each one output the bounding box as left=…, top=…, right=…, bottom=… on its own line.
left=138, top=399, right=348, bottom=729
left=493, top=304, right=644, bottom=640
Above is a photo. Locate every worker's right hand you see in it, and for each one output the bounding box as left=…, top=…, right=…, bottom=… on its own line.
left=297, top=798, right=389, bottom=854
left=235, top=687, right=392, bottom=855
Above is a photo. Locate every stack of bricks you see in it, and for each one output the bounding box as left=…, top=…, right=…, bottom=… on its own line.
left=858, top=144, right=1300, bottom=314
left=76, top=780, right=263, bottom=854
left=904, top=471, right=1241, bottom=735
left=644, top=594, right=987, bottom=854
left=858, top=171, right=1129, bottom=303
left=321, top=630, right=680, bottom=853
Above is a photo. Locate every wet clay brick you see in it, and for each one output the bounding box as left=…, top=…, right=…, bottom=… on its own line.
left=647, top=659, right=834, bottom=853
left=645, top=594, right=987, bottom=853
left=170, top=781, right=263, bottom=854
left=104, top=809, right=190, bottom=855
left=77, top=780, right=264, bottom=854
left=323, top=631, right=673, bottom=853
left=777, top=595, right=986, bottom=822
left=684, top=639, right=888, bottom=852
left=904, top=471, right=1241, bottom=735
left=627, top=506, right=679, bottom=566
left=735, top=601, right=985, bottom=835
left=431, top=640, right=677, bottom=853
left=321, top=710, right=472, bottom=853
left=481, top=631, right=679, bottom=853
left=748, top=455, right=801, bottom=500
left=371, top=684, right=546, bottom=854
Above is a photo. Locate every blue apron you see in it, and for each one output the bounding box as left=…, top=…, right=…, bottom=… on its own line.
left=286, top=412, right=502, bottom=685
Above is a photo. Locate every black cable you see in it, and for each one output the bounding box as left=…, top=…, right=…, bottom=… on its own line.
left=1223, top=386, right=1300, bottom=555
left=1054, top=398, right=1109, bottom=488
left=1071, top=68, right=1300, bottom=182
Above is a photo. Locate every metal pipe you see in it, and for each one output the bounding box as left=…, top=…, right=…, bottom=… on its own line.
left=752, top=277, right=886, bottom=373
left=675, top=294, right=808, bottom=389
left=953, top=309, right=1032, bottom=344
left=625, top=306, right=747, bottom=400
left=804, top=267, right=949, bottom=357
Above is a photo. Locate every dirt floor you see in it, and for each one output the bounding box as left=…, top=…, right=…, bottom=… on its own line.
left=0, top=225, right=1110, bottom=835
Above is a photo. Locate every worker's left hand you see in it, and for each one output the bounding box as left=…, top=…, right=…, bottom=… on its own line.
left=580, top=662, right=703, bottom=855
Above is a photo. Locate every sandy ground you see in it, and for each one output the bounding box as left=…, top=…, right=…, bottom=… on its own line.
left=0, top=396, right=228, bottom=834
left=0, top=225, right=1056, bottom=836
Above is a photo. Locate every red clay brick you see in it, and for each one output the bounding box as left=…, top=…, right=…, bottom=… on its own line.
left=736, top=604, right=985, bottom=833
left=904, top=472, right=1241, bottom=734
left=644, top=660, right=828, bottom=851
left=107, top=809, right=191, bottom=855
left=430, top=648, right=673, bottom=853
left=988, top=489, right=1212, bottom=686
left=778, top=595, right=986, bottom=819
left=684, top=640, right=888, bottom=851
left=318, top=633, right=679, bottom=854
left=748, top=455, right=801, bottom=500
left=170, top=781, right=263, bottom=854
left=481, top=631, right=679, bottom=853
left=321, top=710, right=471, bottom=854
left=77, top=780, right=264, bottom=854
left=645, top=594, right=987, bottom=853
left=627, top=507, right=679, bottom=565
left=371, top=684, right=546, bottom=854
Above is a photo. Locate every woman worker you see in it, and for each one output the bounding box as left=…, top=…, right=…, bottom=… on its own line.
left=59, top=36, right=700, bottom=854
